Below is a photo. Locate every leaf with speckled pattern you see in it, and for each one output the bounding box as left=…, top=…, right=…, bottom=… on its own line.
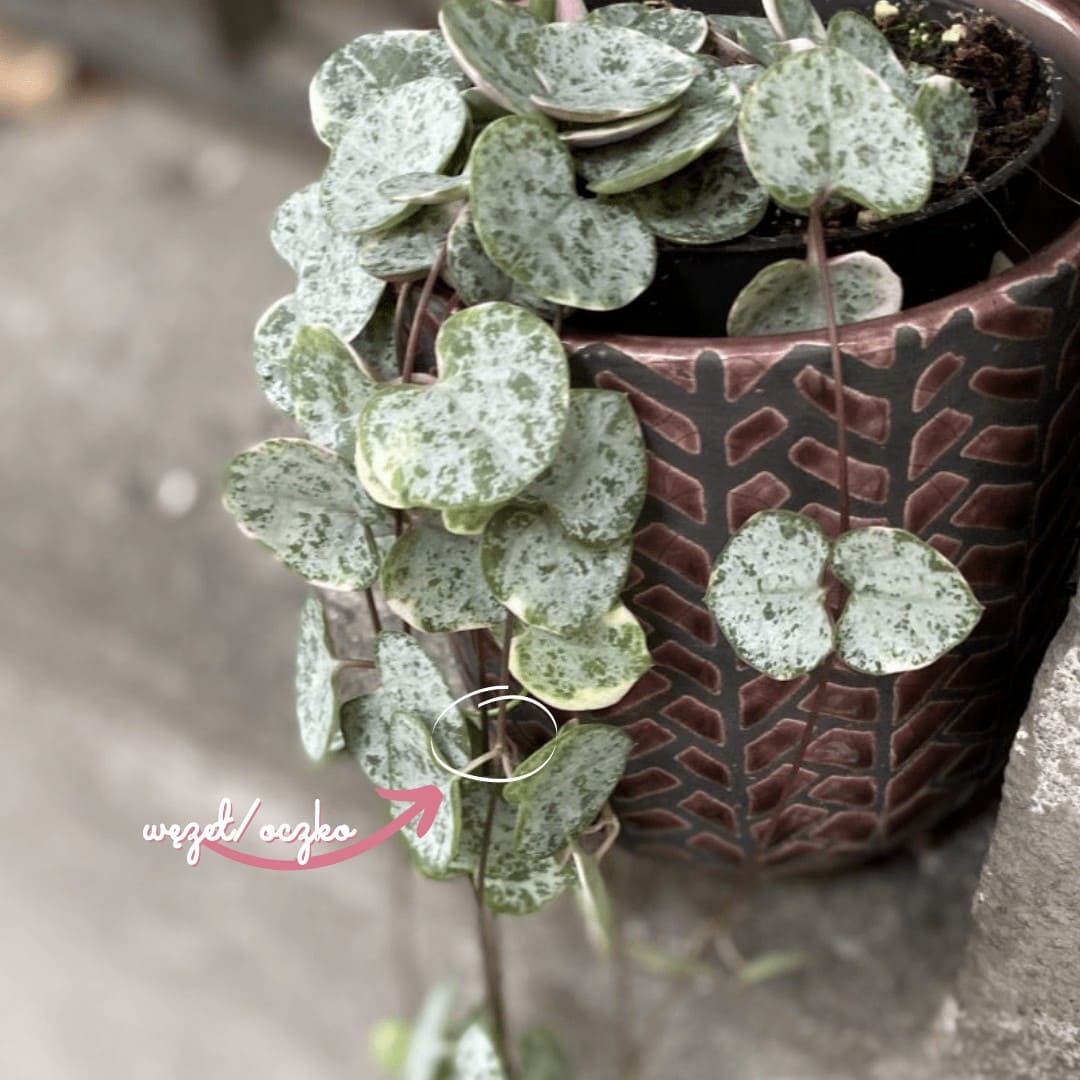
left=253, top=295, right=299, bottom=413
left=321, top=78, right=467, bottom=234
left=357, top=303, right=569, bottom=509
left=738, top=46, right=933, bottom=216
left=310, top=30, right=468, bottom=146
left=577, top=62, right=740, bottom=195
left=706, top=510, right=834, bottom=680
left=455, top=783, right=573, bottom=914
left=471, top=117, right=656, bottom=310
left=294, top=596, right=342, bottom=761
left=622, top=130, right=768, bottom=245
left=510, top=603, right=651, bottom=711
left=913, top=75, right=978, bottom=182
left=526, top=23, right=697, bottom=123
left=560, top=102, right=680, bottom=148
left=439, top=0, right=544, bottom=115
left=764, top=0, right=825, bottom=43
left=271, top=185, right=387, bottom=341
left=832, top=528, right=983, bottom=675
left=377, top=172, right=470, bottom=206
left=343, top=703, right=461, bottom=876
left=223, top=439, right=385, bottom=590
left=445, top=207, right=558, bottom=317
left=286, top=326, right=376, bottom=461
left=827, top=11, right=911, bottom=103
left=526, top=390, right=647, bottom=546
left=707, top=15, right=778, bottom=65
left=381, top=519, right=503, bottom=632
left=588, top=3, right=708, bottom=53
left=482, top=506, right=631, bottom=634
left=452, top=1023, right=507, bottom=1080
left=353, top=292, right=401, bottom=381
left=727, top=251, right=903, bottom=337
left=504, top=725, right=631, bottom=857
left=358, top=203, right=458, bottom=281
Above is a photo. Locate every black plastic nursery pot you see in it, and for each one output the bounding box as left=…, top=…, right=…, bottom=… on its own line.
left=551, top=0, right=1080, bottom=872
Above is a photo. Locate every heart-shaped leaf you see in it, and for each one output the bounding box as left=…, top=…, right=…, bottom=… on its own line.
left=310, top=30, right=468, bottom=145
left=368, top=631, right=473, bottom=765
left=357, top=302, right=569, bottom=509
left=439, top=0, right=544, bottom=115
left=253, top=295, right=298, bottom=413
left=560, top=102, right=680, bottom=148
left=727, top=251, right=903, bottom=337
left=287, top=326, right=377, bottom=461
left=577, top=62, right=740, bottom=195
left=526, top=389, right=647, bottom=546
left=445, top=206, right=557, bottom=317
left=471, top=116, right=656, bottom=309
left=827, top=10, right=911, bottom=102
left=707, top=15, right=779, bottom=65
left=913, top=75, right=978, bottom=182
left=343, top=704, right=461, bottom=876
left=358, top=203, right=458, bottom=281
left=456, top=784, right=572, bottom=914
left=381, top=519, right=504, bottom=632
left=764, top=0, right=826, bottom=43
left=453, top=1023, right=508, bottom=1080
left=271, top=184, right=387, bottom=339
left=294, top=595, right=342, bottom=761
left=377, top=171, right=470, bottom=206
left=481, top=506, right=632, bottom=634
left=509, top=603, right=651, bottom=711
left=588, top=3, right=709, bottom=53
left=831, top=527, right=983, bottom=675
left=526, top=23, right=698, bottom=123
left=223, top=439, right=385, bottom=590
left=321, top=78, right=468, bottom=234
left=623, top=130, right=768, bottom=245
left=705, top=510, right=834, bottom=680
left=503, top=724, right=631, bottom=857
left=738, top=46, right=933, bottom=216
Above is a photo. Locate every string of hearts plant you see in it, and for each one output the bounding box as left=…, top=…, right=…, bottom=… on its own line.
left=224, top=0, right=986, bottom=1075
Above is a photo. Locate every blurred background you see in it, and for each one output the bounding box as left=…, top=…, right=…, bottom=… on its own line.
left=0, top=2, right=999, bottom=1077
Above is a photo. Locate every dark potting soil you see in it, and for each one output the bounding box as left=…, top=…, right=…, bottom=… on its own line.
left=740, top=3, right=1052, bottom=240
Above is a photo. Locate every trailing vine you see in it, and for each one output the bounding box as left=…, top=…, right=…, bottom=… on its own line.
left=224, top=0, right=994, bottom=1074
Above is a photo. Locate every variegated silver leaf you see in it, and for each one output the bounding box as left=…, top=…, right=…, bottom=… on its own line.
left=913, top=75, right=978, bottom=182
left=588, top=2, right=709, bottom=53
left=294, top=595, right=342, bottom=761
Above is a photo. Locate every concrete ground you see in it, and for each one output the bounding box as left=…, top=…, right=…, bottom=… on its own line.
left=0, top=86, right=1002, bottom=1079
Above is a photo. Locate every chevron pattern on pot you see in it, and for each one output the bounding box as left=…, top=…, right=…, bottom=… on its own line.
left=570, top=260, right=1080, bottom=871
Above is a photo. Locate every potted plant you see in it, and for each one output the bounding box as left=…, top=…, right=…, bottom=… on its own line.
left=223, top=0, right=1080, bottom=1074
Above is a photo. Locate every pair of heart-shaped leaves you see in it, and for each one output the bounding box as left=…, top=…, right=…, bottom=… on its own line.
left=727, top=250, right=903, bottom=337
left=705, top=511, right=983, bottom=680
left=356, top=301, right=570, bottom=510
left=440, top=0, right=698, bottom=122
left=223, top=438, right=388, bottom=591
left=341, top=632, right=473, bottom=876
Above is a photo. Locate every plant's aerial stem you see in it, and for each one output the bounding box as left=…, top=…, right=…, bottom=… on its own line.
left=402, top=244, right=448, bottom=383
left=393, top=281, right=414, bottom=374
left=807, top=196, right=851, bottom=534
left=364, top=588, right=382, bottom=637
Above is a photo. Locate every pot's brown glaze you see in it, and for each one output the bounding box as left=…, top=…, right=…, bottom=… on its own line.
left=561, top=0, right=1080, bottom=872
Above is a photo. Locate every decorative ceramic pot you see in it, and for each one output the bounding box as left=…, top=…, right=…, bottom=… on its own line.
left=560, top=0, right=1080, bottom=872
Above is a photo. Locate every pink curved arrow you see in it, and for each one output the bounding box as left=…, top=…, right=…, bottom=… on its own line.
left=202, top=785, right=443, bottom=871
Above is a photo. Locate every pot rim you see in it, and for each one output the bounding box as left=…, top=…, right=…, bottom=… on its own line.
left=564, top=0, right=1080, bottom=358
